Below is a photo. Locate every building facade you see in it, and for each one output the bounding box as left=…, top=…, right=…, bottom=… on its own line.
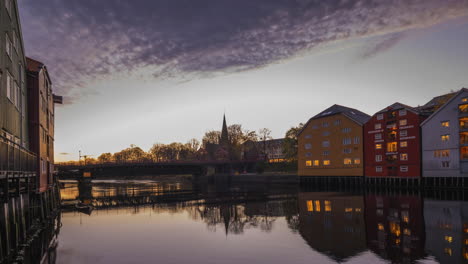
left=364, top=103, right=427, bottom=180
left=1, top=0, right=28, bottom=146
left=242, top=138, right=285, bottom=163
left=27, top=57, right=62, bottom=192
left=298, top=104, right=370, bottom=177
left=421, top=88, right=468, bottom=180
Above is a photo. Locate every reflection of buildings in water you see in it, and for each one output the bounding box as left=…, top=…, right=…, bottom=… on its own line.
left=298, top=192, right=366, bottom=262
left=187, top=200, right=298, bottom=235
left=365, top=194, right=425, bottom=263
left=424, top=200, right=468, bottom=264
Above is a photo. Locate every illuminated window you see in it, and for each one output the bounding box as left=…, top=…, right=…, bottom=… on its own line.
left=342, top=127, right=351, bottom=133
left=375, top=144, right=382, bottom=150
left=399, top=119, right=407, bottom=126
left=400, top=130, right=408, bottom=137
left=399, top=109, right=407, bottom=116
left=445, top=236, right=453, bottom=243
left=313, top=160, right=319, bottom=166
left=459, top=104, right=468, bottom=113
left=444, top=248, right=452, bottom=256
left=403, top=229, right=411, bottom=236
left=465, top=239, right=468, bottom=245
left=400, top=166, right=408, bottom=172
left=463, top=98, right=468, bottom=102
left=376, top=166, right=383, bottom=172
left=344, top=158, right=352, bottom=165
left=342, top=138, right=351, bottom=145
left=314, top=200, right=321, bottom=212
left=306, top=200, right=313, bottom=212
left=322, top=141, right=330, bottom=147
left=375, top=134, right=382, bottom=140
left=441, top=134, right=450, bottom=142
left=400, top=141, right=408, bottom=147
left=354, top=158, right=361, bottom=165
left=375, top=123, right=382, bottom=129
left=306, top=160, right=312, bottom=167
left=375, top=155, right=382, bottom=162
left=389, top=222, right=401, bottom=237
left=388, top=131, right=397, bottom=140
left=387, top=142, right=398, bottom=152
left=441, top=121, right=450, bottom=127
left=323, top=160, right=330, bottom=166
left=355, top=208, right=361, bottom=212
left=400, top=153, right=408, bottom=161
left=324, top=200, right=332, bottom=212
left=378, top=223, right=385, bottom=231
left=377, top=114, right=384, bottom=120
left=305, top=143, right=312, bottom=149
left=345, top=208, right=353, bottom=213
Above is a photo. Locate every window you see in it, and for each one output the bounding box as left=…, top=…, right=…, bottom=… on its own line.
left=399, top=119, right=407, bottom=126
left=314, top=201, right=321, bottom=212
left=304, top=134, right=312, bottom=139
left=322, top=131, right=330, bottom=136
left=354, top=136, right=360, bottom=144
left=334, top=119, right=341, bottom=126
left=323, top=160, right=330, bottom=166
left=306, top=201, right=313, bottom=212
left=459, top=104, right=468, bottom=113
left=343, top=148, right=352, bottom=154
left=400, top=130, right=408, bottom=137
left=375, top=134, right=382, bottom=140
left=387, top=142, right=398, bottom=152
left=5, top=0, right=12, bottom=17
left=322, top=122, right=329, bottom=128
left=305, top=152, right=311, bottom=157
left=375, top=123, right=382, bottom=129
left=442, top=161, right=450, bottom=168
left=434, top=150, right=450, bottom=158
left=322, top=141, right=330, bottom=147
left=377, top=114, right=384, bottom=120
left=375, top=155, right=382, bottom=162
left=400, top=141, right=408, bottom=148
left=344, top=158, right=352, bottom=165
left=400, top=166, right=408, bottom=172
left=15, top=82, right=20, bottom=109
left=5, top=33, right=12, bottom=59
left=313, top=160, right=319, bottom=166
left=342, top=138, right=351, bottom=145
left=342, top=128, right=351, bottom=133
left=354, top=158, right=361, bottom=165
left=6, top=71, right=13, bottom=102
left=324, top=201, right=332, bottom=212
left=305, top=143, right=312, bottom=149
left=463, top=97, right=468, bottom=102
left=306, top=160, right=312, bottom=167
left=441, top=121, right=450, bottom=127
left=441, top=134, right=450, bottom=142
left=400, top=153, right=408, bottom=161
left=376, top=166, right=383, bottom=172
left=399, top=109, right=407, bottom=116
left=322, top=151, right=329, bottom=156
left=375, top=144, right=382, bottom=150
left=312, top=125, right=318, bottom=129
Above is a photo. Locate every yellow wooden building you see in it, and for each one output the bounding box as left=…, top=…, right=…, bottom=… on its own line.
left=298, top=104, right=370, bottom=177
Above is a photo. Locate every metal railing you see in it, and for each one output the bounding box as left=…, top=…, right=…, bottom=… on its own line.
left=0, top=135, right=37, bottom=175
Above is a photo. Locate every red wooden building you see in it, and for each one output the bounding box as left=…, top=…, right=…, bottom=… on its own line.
left=364, top=103, right=428, bottom=181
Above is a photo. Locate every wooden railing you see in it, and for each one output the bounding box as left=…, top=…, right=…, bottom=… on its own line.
left=0, top=135, right=36, bottom=177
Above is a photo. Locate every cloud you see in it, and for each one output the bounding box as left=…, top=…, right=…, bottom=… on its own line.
left=361, top=32, right=407, bottom=59
left=18, top=0, right=468, bottom=102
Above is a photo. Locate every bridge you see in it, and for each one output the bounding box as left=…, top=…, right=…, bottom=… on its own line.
left=56, top=160, right=259, bottom=179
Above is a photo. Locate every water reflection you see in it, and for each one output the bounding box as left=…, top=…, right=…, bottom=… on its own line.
left=57, top=181, right=468, bottom=264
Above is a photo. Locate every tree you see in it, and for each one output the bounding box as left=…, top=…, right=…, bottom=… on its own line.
left=258, top=128, right=272, bottom=160
left=202, top=130, right=221, bottom=148
left=186, top=138, right=200, bottom=152
left=97, top=153, right=113, bottom=163
left=282, top=123, right=304, bottom=161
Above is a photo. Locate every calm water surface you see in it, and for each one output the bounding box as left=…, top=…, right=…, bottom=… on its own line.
left=57, top=180, right=465, bottom=264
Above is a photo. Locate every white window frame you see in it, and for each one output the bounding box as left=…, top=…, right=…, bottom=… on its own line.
left=375, top=123, right=382, bottom=129
left=375, top=134, right=382, bottom=140
left=399, top=109, right=407, bottom=116
left=376, top=166, right=383, bottom=172
left=400, top=130, right=408, bottom=137
left=399, top=119, right=407, bottom=126
left=400, top=153, right=408, bottom=161
left=400, top=166, right=408, bottom=172
left=375, top=155, right=382, bottom=162
left=377, top=114, right=384, bottom=120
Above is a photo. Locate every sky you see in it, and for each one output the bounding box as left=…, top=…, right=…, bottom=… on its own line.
left=17, top=0, right=468, bottom=162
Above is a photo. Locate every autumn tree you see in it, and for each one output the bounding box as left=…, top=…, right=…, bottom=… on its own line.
left=202, top=130, right=221, bottom=148
left=97, top=153, right=113, bottom=163
left=282, top=123, right=304, bottom=162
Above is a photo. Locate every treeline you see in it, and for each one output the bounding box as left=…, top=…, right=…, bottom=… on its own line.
left=60, top=123, right=304, bottom=165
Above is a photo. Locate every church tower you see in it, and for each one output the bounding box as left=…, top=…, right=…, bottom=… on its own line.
left=220, top=114, right=230, bottom=147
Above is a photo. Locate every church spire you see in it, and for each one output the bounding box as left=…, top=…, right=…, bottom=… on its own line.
left=220, top=113, right=229, bottom=146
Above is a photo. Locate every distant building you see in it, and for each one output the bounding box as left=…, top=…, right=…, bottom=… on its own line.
left=242, top=138, right=285, bottom=163
left=364, top=103, right=429, bottom=180
left=297, top=104, right=370, bottom=178
left=421, top=88, right=468, bottom=181
left=203, top=114, right=232, bottom=161
left=26, top=57, right=62, bottom=192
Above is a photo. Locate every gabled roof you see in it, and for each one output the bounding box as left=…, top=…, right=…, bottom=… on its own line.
left=298, top=104, right=370, bottom=136
left=26, top=57, right=53, bottom=84
left=421, top=88, right=468, bottom=126
left=375, top=102, right=420, bottom=115
left=416, top=91, right=458, bottom=113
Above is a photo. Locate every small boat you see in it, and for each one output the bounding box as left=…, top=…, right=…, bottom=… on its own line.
left=75, top=202, right=94, bottom=215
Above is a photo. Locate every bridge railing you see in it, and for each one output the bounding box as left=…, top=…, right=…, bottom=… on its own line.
left=0, top=134, right=37, bottom=175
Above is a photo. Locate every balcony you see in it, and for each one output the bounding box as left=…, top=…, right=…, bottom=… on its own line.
left=459, top=104, right=468, bottom=117
left=0, top=135, right=37, bottom=178
left=460, top=118, right=468, bottom=131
